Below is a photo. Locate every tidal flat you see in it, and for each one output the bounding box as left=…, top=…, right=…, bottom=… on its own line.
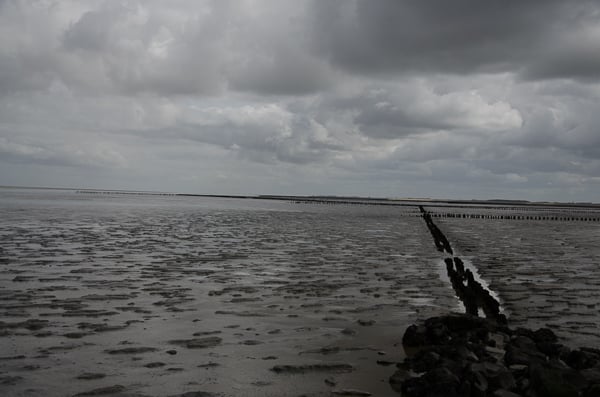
left=1, top=188, right=599, bottom=396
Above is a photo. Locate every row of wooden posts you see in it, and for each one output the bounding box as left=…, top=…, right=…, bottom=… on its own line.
left=291, top=200, right=600, bottom=222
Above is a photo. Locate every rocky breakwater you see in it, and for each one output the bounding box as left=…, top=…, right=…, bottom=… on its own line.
left=390, top=208, right=600, bottom=396
left=390, top=313, right=600, bottom=397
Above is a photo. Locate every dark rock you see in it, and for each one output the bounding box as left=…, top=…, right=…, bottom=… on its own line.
left=411, top=350, right=440, bottom=373
left=583, top=383, right=600, bottom=397
left=505, top=337, right=546, bottom=366
left=565, top=349, right=598, bottom=370
left=529, top=363, right=587, bottom=397
left=492, top=390, right=522, bottom=397
left=533, top=328, right=558, bottom=345
left=490, top=367, right=516, bottom=391
left=421, top=367, right=460, bottom=396
left=395, top=312, right=600, bottom=397
left=466, top=365, right=489, bottom=396
left=580, top=367, right=600, bottom=384
left=389, top=368, right=412, bottom=392
left=537, top=342, right=564, bottom=357
left=403, top=324, right=428, bottom=347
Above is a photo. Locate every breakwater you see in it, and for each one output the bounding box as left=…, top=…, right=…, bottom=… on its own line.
left=389, top=207, right=600, bottom=397
left=419, top=206, right=503, bottom=323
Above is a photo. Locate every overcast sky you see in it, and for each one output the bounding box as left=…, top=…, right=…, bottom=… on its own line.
left=1, top=0, right=600, bottom=201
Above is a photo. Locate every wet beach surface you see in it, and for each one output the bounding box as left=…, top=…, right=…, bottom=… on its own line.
left=0, top=190, right=457, bottom=396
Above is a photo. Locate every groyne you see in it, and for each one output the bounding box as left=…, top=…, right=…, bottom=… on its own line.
left=419, top=206, right=503, bottom=324
left=389, top=207, right=600, bottom=397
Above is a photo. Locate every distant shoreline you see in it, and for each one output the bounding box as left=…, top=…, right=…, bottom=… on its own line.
left=2, top=184, right=600, bottom=209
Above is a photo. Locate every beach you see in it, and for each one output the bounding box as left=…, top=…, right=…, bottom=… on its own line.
left=1, top=188, right=600, bottom=396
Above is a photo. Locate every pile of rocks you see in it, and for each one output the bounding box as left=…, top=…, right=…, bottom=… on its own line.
left=390, top=314, right=600, bottom=397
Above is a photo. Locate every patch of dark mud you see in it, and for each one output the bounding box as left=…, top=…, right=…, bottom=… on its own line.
left=168, top=336, right=222, bottom=349
left=271, top=363, right=355, bottom=374
left=104, top=347, right=158, bottom=355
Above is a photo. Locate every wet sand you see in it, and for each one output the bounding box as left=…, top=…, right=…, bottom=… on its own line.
left=0, top=193, right=457, bottom=396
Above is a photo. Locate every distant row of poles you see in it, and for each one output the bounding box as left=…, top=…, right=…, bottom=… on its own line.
left=425, top=212, right=599, bottom=222
left=290, top=199, right=600, bottom=222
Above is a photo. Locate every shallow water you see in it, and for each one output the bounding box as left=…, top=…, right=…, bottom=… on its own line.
left=0, top=189, right=458, bottom=396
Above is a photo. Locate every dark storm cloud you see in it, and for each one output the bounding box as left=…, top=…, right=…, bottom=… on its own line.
left=228, top=48, right=335, bottom=96
left=310, top=0, right=600, bottom=81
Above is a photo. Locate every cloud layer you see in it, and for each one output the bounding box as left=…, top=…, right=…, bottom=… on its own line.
left=1, top=0, right=600, bottom=201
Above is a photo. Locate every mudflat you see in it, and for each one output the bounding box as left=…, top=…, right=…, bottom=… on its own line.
left=0, top=191, right=456, bottom=396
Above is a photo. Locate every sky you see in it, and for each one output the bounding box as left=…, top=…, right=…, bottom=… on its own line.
left=1, top=0, right=600, bottom=201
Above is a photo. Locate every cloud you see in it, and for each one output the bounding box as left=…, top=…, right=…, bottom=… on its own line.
left=309, top=0, right=600, bottom=83
left=1, top=0, right=600, bottom=201
left=138, top=102, right=347, bottom=164
left=349, top=82, right=522, bottom=138
left=0, top=137, right=127, bottom=169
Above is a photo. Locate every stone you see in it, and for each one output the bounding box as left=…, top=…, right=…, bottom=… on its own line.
left=492, top=390, right=522, bottom=397
left=504, top=342, right=545, bottom=366
left=533, top=328, right=558, bottom=345
left=490, top=368, right=516, bottom=391
left=580, top=367, right=600, bottom=383
left=403, top=324, right=428, bottom=347
left=389, top=368, right=412, bottom=392
left=583, top=383, right=600, bottom=397
left=421, top=367, right=460, bottom=396
left=529, top=364, right=587, bottom=397
left=411, top=350, right=440, bottom=373
left=565, top=349, right=598, bottom=370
